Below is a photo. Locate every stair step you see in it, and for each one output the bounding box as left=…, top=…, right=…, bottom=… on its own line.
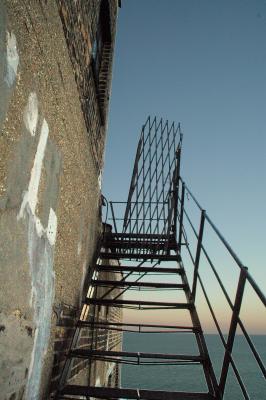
left=100, top=251, right=181, bottom=261
left=103, top=240, right=177, bottom=250
left=105, top=233, right=176, bottom=240
left=96, top=264, right=183, bottom=274
left=61, top=385, right=215, bottom=399
left=69, top=349, right=205, bottom=364
left=85, top=298, right=193, bottom=309
left=77, top=320, right=200, bottom=332
left=105, top=232, right=175, bottom=240
left=92, top=279, right=186, bottom=289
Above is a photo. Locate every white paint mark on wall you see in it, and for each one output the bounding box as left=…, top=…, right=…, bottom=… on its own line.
left=25, top=212, right=55, bottom=400
left=95, top=377, right=101, bottom=387
left=79, top=260, right=87, bottom=305
left=5, top=31, right=19, bottom=87
left=34, top=216, right=43, bottom=238
left=17, top=93, right=58, bottom=399
left=47, top=208, right=57, bottom=246
left=18, top=93, right=58, bottom=245
left=27, top=325, right=39, bottom=383
left=23, top=92, right=39, bottom=136
left=98, top=170, right=102, bottom=189
left=28, top=119, right=49, bottom=214
left=77, top=241, right=82, bottom=256
left=18, top=118, right=49, bottom=220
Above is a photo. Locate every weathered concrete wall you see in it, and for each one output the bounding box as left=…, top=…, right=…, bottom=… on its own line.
left=0, top=1, right=119, bottom=399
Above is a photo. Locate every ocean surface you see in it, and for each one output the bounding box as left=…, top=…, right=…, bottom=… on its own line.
left=121, top=333, right=266, bottom=399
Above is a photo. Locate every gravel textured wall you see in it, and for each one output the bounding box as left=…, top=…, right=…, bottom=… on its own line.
left=0, top=1, right=120, bottom=399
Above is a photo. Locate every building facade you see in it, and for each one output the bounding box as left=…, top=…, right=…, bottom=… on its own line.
left=0, top=1, right=121, bottom=399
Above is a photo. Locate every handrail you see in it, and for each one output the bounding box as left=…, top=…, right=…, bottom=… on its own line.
left=179, top=177, right=266, bottom=307
left=180, top=197, right=266, bottom=380
left=105, top=183, right=265, bottom=398
left=176, top=176, right=265, bottom=397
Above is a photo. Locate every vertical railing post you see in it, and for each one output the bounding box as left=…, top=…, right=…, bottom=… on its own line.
left=172, top=186, right=178, bottom=237
left=191, top=210, right=206, bottom=302
left=110, top=202, right=118, bottom=234
left=172, top=147, right=181, bottom=237
left=178, top=181, right=185, bottom=251
left=219, top=268, right=247, bottom=397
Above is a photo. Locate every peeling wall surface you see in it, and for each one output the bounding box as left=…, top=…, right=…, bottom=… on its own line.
left=0, top=1, right=118, bottom=399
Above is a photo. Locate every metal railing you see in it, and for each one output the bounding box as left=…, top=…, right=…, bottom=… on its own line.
left=176, top=177, right=265, bottom=399
left=104, top=176, right=265, bottom=398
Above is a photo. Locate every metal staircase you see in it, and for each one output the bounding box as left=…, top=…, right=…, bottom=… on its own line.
left=55, top=117, right=265, bottom=399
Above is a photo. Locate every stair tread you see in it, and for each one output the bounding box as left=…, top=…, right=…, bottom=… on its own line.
left=105, top=238, right=176, bottom=243
left=103, top=241, right=177, bottom=249
left=105, top=233, right=176, bottom=240
left=85, top=298, right=193, bottom=309
left=96, top=265, right=183, bottom=274
left=100, top=251, right=181, bottom=261
left=61, top=385, right=215, bottom=399
left=77, top=320, right=199, bottom=331
left=70, top=349, right=205, bottom=361
left=92, top=279, right=186, bottom=289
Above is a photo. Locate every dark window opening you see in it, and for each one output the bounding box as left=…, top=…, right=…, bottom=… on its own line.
left=92, top=20, right=104, bottom=77
left=91, top=0, right=112, bottom=124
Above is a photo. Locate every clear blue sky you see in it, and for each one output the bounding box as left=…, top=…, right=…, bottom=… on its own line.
left=103, top=1, right=266, bottom=298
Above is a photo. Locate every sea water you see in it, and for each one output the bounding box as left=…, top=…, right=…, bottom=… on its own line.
left=122, top=333, right=266, bottom=399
